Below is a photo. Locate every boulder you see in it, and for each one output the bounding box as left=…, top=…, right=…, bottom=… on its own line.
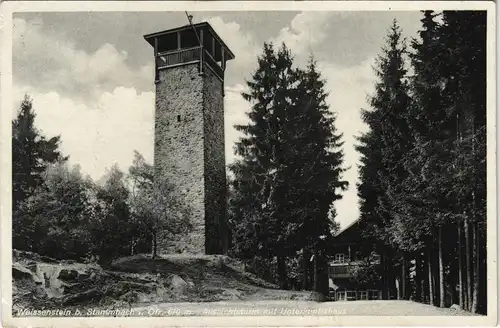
left=99, top=296, right=130, bottom=309
left=450, top=304, right=462, bottom=311
left=58, top=269, right=79, bottom=281
left=221, top=288, right=242, bottom=300
left=154, top=286, right=168, bottom=301
left=119, top=290, right=139, bottom=304
left=108, top=281, right=152, bottom=297
left=62, top=288, right=103, bottom=306
left=135, top=291, right=151, bottom=303
left=170, top=274, right=188, bottom=296
left=12, top=264, right=35, bottom=280
left=200, top=287, right=225, bottom=301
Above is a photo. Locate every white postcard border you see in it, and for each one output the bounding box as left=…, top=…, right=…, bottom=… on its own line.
left=0, top=1, right=497, bottom=327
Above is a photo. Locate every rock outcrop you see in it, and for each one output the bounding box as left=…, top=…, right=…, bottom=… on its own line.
left=12, top=250, right=320, bottom=316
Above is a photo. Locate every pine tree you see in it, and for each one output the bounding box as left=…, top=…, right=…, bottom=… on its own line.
left=229, top=43, right=297, bottom=286
left=291, top=59, right=348, bottom=295
left=12, top=95, right=68, bottom=253
left=12, top=95, right=67, bottom=210
left=356, top=20, right=411, bottom=299
left=440, top=10, right=487, bottom=314
left=388, top=11, right=487, bottom=311
left=392, top=11, right=464, bottom=308
left=409, top=11, right=469, bottom=309
left=396, top=11, right=452, bottom=306
left=230, top=45, right=347, bottom=292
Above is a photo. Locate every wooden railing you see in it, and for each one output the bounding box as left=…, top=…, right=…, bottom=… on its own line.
left=333, top=289, right=381, bottom=301
left=155, top=46, right=225, bottom=81
left=203, top=50, right=224, bottom=79
left=157, top=46, right=202, bottom=69
left=329, top=265, right=355, bottom=278
left=329, top=260, right=380, bottom=279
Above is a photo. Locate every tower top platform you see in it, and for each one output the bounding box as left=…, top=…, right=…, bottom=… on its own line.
left=144, top=22, right=235, bottom=62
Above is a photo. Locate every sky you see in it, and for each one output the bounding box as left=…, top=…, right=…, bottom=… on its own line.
left=12, top=11, right=424, bottom=229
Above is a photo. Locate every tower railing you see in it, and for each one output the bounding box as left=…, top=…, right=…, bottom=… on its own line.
left=203, top=50, right=224, bottom=80
left=155, top=46, right=224, bottom=81
left=157, top=46, right=202, bottom=69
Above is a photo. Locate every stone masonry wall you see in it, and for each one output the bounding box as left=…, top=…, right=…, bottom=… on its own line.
left=154, top=64, right=205, bottom=254
left=202, top=65, right=227, bottom=254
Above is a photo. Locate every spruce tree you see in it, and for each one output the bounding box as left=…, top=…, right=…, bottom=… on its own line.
left=230, top=45, right=347, bottom=292
left=229, top=43, right=294, bottom=263
left=440, top=10, right=487, bottom=314
left=356, top=20, right=411, bottom=299
left=292, top=59, right=348, bottom=294
left=389, top=11, right=487, bottom=311
left=385, top=11, right=451, bottom=306
left=357, top=20, right=411, bottom=242
left=12, top=95, right=67, bottom=209
left=12, top=95, right=68, bottom=253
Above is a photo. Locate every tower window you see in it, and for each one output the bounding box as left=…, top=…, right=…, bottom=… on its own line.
left=177, top=115, right=181, bottom=122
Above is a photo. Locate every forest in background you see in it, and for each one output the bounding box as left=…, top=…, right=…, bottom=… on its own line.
left=355, top=11, right=487, bottom=314
left=12, top=10, right=487, bottom=314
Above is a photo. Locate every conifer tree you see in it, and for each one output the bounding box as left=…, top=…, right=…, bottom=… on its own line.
left=12, top=95, right=68, bottom=253
left=230, top=45, right=347, bottom=293
left=356, top=20, right=411, bottom=299
left=229, top=43, right=294, bottom=271
left=387, top=11, right=453, bottom=306
left=12, top=95, right=67, bottom=209
left=291, top=59, right=347, bottom=294
left=387, top=11, right=487, bottom=311
left=440, top=10, right=487, bottom=313
left=356, top=11, right=487, bottom=311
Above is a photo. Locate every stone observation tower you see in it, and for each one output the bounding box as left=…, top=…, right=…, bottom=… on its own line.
left=144, top=21, right=234, bottom=255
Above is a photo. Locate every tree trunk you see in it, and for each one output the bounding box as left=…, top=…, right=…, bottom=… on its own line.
left=307, top=256, right=314, bottom=291
left=427, top=249, right=434, bottom=306
left=277, top=255, right=288, bottom=290
left=396, top=277, right=400, bottom=301
left=387, top=249, right=393, bottom=300
left=400, top=256, right=404, bottom=300
left=152, top=232, right=157, bottom=259
left=314, top=250, right=329, bottom=298
left=415, top=253, right=422, bottom=302
left=302, top=247, right=309, bottom=290
left=422, top=252, right=429, bottom=304
left=472, top=222, right=479, bottom=313
left=313, top=248, right=318, bottom=292
left=402, top=253, right=409, bottom=300
left=470, top=110, right=478, bottom=315
left=458, top=222, right=464, bottom=309
left=399, top=258, right=403, bottom=300
left=438, top=227, right=445, bottom=308
left=463, top=225, right=469, bottom=310
left=380, top=248, right=387, bottom=300
left=465, top=219, right=472, bottom=311
left=478, top=225, right=487, bottom=314
left=382, top=247, right=391, bottom=300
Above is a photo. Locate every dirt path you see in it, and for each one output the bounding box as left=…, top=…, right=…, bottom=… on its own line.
left=119, top=300, right=475, bottom=317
